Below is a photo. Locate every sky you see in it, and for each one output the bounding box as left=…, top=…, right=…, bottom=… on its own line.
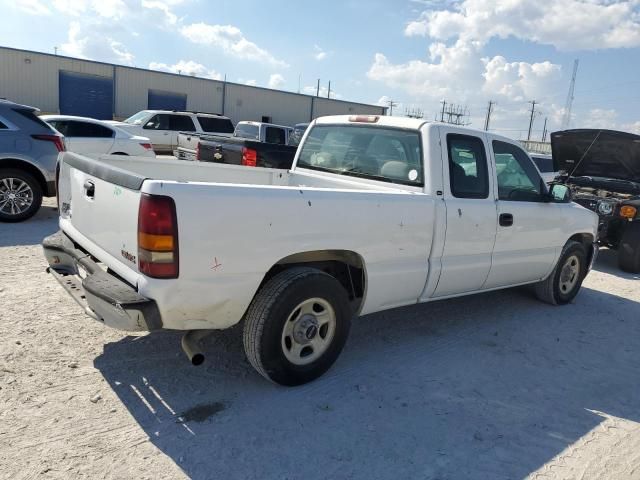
left=1, top=0, right=639, bottom=140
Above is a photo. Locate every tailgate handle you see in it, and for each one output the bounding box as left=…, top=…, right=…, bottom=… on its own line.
left=83, top=180, right=95, bottom=199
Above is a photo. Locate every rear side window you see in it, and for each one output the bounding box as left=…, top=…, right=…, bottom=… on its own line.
left=235, top=124, right=259, bottom=140
left=447, top=134, right=490, bottom=199
left=13, top=109, right=55, bottom=131
left=169, top=115, right=196, bottom=131
left=60, top=121, right=114, bottom=138
left=297, top=125, right=424, bottom=186
left=265, top=127, right=286, bottom=145
left=197, top=116, right=234, bottom=133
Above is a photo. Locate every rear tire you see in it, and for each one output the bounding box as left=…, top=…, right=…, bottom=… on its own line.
left=618, top=223, right=640, bottom=273
left=535, top=240, right=587, bottom=305
left=243, top=267, right=352, bottom=386
left=0, top=168, right=43, bottom=223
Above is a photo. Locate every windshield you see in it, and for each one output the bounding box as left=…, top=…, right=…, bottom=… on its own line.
left=297, top=125, right=424, bottom=186
left=124, top=111, right=152, bottom=125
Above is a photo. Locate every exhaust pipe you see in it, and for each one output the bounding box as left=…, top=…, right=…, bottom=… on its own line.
left=181, top=330, right=210, bottom=366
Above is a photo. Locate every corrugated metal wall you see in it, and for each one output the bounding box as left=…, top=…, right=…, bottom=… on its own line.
left=0, top=47, right=386, bottom=124
left=115, top=67, right=224, bottom=118
left=223, top=84, right=311, bottom=125
left=0, top=48, right=112, bottom=114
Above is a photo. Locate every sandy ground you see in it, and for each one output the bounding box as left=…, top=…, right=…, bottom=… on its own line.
left=1, top=198, right=639, bottom=480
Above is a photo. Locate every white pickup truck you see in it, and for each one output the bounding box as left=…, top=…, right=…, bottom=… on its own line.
left=43, top=115, right=599, bottom=386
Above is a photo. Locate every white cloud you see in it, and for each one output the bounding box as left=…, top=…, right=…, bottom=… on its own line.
left=181, top=22, right=288, bottom=67
left=141, top=0, right=178, bottom=25
left=149, top=60, right=222, bottom=80
left=314, top=45, right=328, bottom=61
left=268, top=73, right=285, bottom=89
left=582, top=108, right=619, bottom=129
left=482, top=56, right=561, bottom=102
left=14, top=0, right=51, bottom=15
left=405, top=0, right=640, bottom=51
left=60, top=21, right=134, bottom=65
left=303, top=85, right=341, bottom=99
left=238, top=78, right=258, bottom=86
left=91, top=0, right=127, bottom=19
left=621, top=121, right=640, bottom=135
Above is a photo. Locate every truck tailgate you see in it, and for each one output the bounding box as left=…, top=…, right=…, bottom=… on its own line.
left=58, top=153, right=143, bottom=284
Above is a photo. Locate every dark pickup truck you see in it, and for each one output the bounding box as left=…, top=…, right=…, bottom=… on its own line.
left=552, top=128, right=640, bottom=273
left=196, top=121, right=297, bottom=169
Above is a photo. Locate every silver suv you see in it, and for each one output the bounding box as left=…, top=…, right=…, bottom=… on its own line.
left=0, top=99, right=64, bottom=222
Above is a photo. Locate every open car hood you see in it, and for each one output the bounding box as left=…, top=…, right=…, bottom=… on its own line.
left=551, top=129, right=640, bottom=184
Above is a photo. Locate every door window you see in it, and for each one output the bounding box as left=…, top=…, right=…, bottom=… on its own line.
left=54, top=120, right=114, bottom=138
left=447, top=134, right=489, bottom=199
left=144, top=114, right=170, bottom=130
left=265, top=127, right=286, bottom=144
left=493, top=141, right=545, bottom=201
left=169, top=115, right=196, bottom=131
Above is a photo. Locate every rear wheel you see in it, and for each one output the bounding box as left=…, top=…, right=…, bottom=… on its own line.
left=243, top=267, right=352, bottom=386
left=0, top=169, right=43, bottom=222
left=535, top=240, right=587, bottom=305
left=618, top=223, right=640, bottom=273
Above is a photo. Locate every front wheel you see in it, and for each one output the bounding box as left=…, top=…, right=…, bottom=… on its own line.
left=243, top=267, right=352, bottom=386
left=535, top=240, right=587, bottom=305
left=618, top=223, right=640, bottom=273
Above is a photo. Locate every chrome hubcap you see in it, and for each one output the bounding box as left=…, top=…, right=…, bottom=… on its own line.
left=559, top=255, right=580, bottom=294
left=0, top=177, right=33, bottom=215
left=281, top=298, right=336, bottom=366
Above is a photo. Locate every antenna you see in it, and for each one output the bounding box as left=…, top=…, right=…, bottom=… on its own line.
left=562, top=59, right=579, bottom=129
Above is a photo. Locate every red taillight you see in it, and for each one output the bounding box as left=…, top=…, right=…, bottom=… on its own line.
left=196, top=142, right=201, bottom=161
left=140, top=143, right=153, bottom=151
left=348, top=115, right=379, bottom=123
left=241, top=147, right=257, bottom=167
left=138, top=194, right=179, bottom=279
left=32, top=134, right=65, bottom=152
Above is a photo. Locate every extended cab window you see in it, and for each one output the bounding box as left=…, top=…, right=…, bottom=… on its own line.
left=169, top=115, right=196, bottom=131
left=265, top=127, right=286, bottom=145
left=297, top=125, right=423, bottom=187
left=197, top=116, right=234, bottom=134
left=494, top=141, right=545, bottom=201
left=447, top=134, right=489, bottom=199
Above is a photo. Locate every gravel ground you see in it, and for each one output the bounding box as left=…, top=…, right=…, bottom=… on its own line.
left=1, top=198, right=639, bottom=480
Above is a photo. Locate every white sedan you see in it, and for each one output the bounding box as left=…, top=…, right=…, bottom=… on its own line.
left=41, top=115, right=155, bottom=158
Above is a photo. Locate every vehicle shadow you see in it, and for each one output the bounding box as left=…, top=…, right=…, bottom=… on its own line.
left=593, top=247, right=640, bottom=280
left=94, top=286, right=640, bottom=480
left=0, top=200, right=58, bottom=248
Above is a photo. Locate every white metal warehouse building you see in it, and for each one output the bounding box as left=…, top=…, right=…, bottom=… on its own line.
left=0, top=46, right=385, bottom=125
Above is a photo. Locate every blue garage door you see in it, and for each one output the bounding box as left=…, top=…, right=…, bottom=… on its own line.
left=59, top=71, right=113, bottom=120
left=148, top=89, right=187, bottom=111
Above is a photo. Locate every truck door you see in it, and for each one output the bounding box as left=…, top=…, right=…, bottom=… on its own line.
left=433, top=130, right=497, bottom=297
left=482, top=140, right=559, bottom=288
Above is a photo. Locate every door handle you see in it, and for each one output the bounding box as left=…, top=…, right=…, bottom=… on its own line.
left=83, top=180, right=95, bottom=199
left=499, top=213, right=513, bottom=227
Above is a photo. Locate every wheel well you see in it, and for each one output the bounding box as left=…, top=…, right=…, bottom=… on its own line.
left=0, top=158, right=49, bottom=196
left=569, top=233, right=595, bottom=264
left=260, top=250, right=367, bottom=314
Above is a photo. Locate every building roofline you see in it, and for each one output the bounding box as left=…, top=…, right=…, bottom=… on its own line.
left=0, top=45, right=386, bottom=111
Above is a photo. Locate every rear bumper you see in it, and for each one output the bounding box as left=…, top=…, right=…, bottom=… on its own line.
left=42, top=230, right=162, bottom=332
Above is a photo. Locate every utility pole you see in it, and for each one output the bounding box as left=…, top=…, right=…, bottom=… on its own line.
left=541, top=117, right=548, bottom=142
left=54, top=46, right=58, bottom=55
left=297, top=74, right=301, bottom=94
left=327, top=81, right=331, bottom=99
left=484, top=100, right=494, bottom=131
left=527, top=100, right=537, bottom=141
left=386, top=99, right=399, bottom=116
left=316, top=79, right=320, bottom=97
left=440, top=100, right=446, bottom=122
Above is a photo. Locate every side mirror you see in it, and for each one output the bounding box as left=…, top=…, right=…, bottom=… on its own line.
left=548, top=183, right=572, bottom=203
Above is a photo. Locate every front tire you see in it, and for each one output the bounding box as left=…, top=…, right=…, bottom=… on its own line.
left=0, top=168, right=43, bottom=223
left=618, top=223, right=640, bottom=273
left=535, top=240, right=587, bottom=305
left=243, top=267, right=352, bottom=386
